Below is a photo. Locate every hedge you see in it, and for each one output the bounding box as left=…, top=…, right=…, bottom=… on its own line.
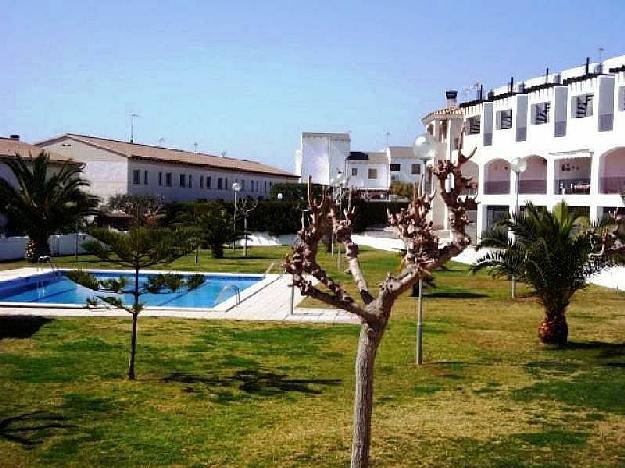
left=164, top=199, right=408, bottom=236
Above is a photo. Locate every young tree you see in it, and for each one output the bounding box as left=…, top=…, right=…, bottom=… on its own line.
left=473, top=203, right=624, bottom=346
left=77, top=227, right=194, bottom=379
left=0, top=153, right=99, bottom=261
left=284, top=145, right=474, bottom=467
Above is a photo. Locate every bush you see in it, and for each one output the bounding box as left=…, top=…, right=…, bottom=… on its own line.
left=269, top=183, right=323, bottom=201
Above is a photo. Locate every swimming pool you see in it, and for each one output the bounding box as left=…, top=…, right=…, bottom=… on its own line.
left=0, top=270, right=264, bottom=310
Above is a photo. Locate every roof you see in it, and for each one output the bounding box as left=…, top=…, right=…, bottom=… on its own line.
left=0, top=137, right=74, bottom=164
left=347, top=151, right=369, bottom=161
left=388, top=146, right=415, bottom=159
left=421, top=106, right=464, bottom=124
left=39, top=134, right=298, bottom=179
left=302, top=132, right=351, bottom=140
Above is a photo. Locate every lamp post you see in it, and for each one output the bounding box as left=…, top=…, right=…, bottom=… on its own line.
left=411, top=134, right=443, bottom=365
left=236, top=197, right=258, bottom=257
left=510, top=157, right=528, bottom=299
left=232, top=182, right=241, bottom=251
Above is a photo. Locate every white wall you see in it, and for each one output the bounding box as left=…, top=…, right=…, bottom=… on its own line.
left=300, top=133, right=351, bottom=185
left=40, top=139, right=129, bottom=200
left=0, top=234, right=95, bottom=261
left=127, top=159, right=290, bottom=203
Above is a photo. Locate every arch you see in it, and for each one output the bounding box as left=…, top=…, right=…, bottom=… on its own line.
left=599, top=147, right=625, bottom=194
left=484, top=158, right=510, bottom=195
left=518, top=155, right=547, bottom=194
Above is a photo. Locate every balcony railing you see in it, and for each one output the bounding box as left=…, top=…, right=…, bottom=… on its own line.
left=518, top=179, right=547, bottom=194
left=556, top=178, right=591, bottom=195
left=600, top=176, right=625, bottom=194
left=484, top=181, right=510, bottom=195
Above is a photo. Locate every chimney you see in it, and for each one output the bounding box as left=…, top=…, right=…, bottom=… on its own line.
left=9, top=134, right=19, bottom=141
left=445, top=90, right=458, bottom=108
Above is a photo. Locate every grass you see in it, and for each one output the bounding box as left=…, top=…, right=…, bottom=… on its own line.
left=1, top=246, right=625, bottom=466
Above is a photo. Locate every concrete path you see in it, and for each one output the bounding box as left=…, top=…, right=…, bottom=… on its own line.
left=0, top=268, right=359, bottom=325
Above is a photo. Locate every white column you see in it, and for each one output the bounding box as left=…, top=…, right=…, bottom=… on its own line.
left=546, top=157, right=556, bottom=210
left=509, top=169, right=520, bottom=217
left=476, top=202, right=487, bottom=242
left=589, top=151, right=601, bottom=223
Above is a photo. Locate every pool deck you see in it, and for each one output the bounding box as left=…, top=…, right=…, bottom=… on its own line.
left=0, top=268, right=359, bottom=325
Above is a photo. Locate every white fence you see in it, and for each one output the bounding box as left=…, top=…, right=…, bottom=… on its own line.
left=0, top=234, right=94, bottom=261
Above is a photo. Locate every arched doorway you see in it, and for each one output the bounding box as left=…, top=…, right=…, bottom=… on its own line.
left=518, top=156, right=547, bottom=194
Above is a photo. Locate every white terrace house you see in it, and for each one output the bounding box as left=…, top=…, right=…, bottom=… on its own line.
left=423, top=54, right=625, bottom=239
left=38, top=134, right=299, bottom=204
left=296, top=132, right=427, bottom=196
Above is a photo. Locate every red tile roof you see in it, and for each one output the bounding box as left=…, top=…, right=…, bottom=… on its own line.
left=41, top=134, right=298, bottom=178
left=0, top=137, right=73, bottom=163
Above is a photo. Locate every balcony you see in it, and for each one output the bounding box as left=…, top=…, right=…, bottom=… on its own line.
left=600, top=148, right=625, bottom=194
left=556, top=178, right=591, bottom=195
left=518, top=156, right=547, bottom=194
left=484, top=159, right=510, bottom=195
left=553, top=157, right=591, bottom=195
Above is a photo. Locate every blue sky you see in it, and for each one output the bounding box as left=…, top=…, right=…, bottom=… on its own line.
left=2, top=0, right=624, bottom=171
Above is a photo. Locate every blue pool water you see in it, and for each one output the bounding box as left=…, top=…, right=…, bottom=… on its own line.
left=0, top=271, right=261, bottom=308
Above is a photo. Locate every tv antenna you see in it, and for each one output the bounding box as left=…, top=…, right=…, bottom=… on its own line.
left=158, top=137, right=165, bottom=147
left=598, top=47, right=605, bottom=63
left=385, top=131, right=391, bottom=147
left=220, top=150, right=227, bottom=158
left=193, top=142, right=199, bottom=153
left=129, top=113, right=140, bottom=143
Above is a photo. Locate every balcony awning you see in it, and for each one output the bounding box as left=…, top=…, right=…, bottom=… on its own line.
left=549, top=150, right=593, bottom=160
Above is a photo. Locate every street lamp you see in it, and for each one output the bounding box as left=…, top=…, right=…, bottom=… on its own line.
left=510, top=157, right=527, bottom=299
left=277, top=192, right=283, bottom=200
left=411, top=133, right=444, bottom=366
left=232, top=182, right=241, bottom=250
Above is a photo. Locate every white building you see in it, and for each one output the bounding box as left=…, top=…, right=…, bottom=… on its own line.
left=38, top=134, right=299, bottom=203
left=297, top=132, right=427, bottom=195
left=423, top=55, right=625, bottom=239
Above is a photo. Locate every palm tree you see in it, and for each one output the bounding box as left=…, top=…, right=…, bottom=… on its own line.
left=473, top=202, right=602, bottom=346
left=0, top=153, right=99, bottom=262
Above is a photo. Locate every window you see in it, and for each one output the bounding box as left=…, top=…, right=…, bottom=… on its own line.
left=390, top=163, right=401, bottom=172
left=351, top=167, right=358, bottom=176
left=132, top=170, right=140, bottom=185
left=165, top=172, right=172, bottom=187
left=532, top=102, right=550, bottom=125
left=411, top=163, right=421, bottom=175
left=217, top=177, right=223, bottom=190
left=368, top=168, right=377, bottom=179
left=158, top=172, right=162, bottom=186
left=207, top=176, right=211, bottom=189
left=467, top=116, right=481, bottom=134
left=241, top=180, right=246, bottom=191
left=188, top=174, right=193, bottom=188
left=619, top=86, right=625, bottom=111
left=225, top=178, right=229, bottom=190
left=200, top=175, right=204, bottom=189
left=496, top=109, right=513, bottom=129
left=179, top=174, right=186, bottom=188
left=143, top=170, right=148, bottom=185
left=573, top=93, right=594, bottom=118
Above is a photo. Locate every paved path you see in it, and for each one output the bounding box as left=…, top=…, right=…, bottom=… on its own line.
left=0, top=268, right=359, bottom=325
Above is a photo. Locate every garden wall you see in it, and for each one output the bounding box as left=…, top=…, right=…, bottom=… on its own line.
left=0, top=234, right=94, bottom=261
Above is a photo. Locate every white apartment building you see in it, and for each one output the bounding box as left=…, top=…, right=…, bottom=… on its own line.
left=38, top=134, right=299, bottom=203
left=423, top=55, right=625, bottom=239
left=296, top=132, right=427, bottom=195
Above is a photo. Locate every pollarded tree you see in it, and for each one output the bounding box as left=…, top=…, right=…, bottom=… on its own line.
left=284, top=142, right=475, bottom=468
left=77, top=227, right=195, bottom=380
left=0, top=153, right=99, bottom=261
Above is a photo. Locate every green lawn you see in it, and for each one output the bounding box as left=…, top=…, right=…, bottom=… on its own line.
left=1, top=246, right=625, bottom=466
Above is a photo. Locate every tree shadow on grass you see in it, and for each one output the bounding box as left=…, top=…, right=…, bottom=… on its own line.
left=425, top=291, right=488, bottom=299
left=0, top=316, right=53, bottom=340
left=0, top=411, right=75, bottom=448
left=163, top=368, right=341, bottom=401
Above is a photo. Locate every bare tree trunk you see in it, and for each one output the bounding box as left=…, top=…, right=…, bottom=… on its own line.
left=351, top=320, right=383, bottom=468
left=128, top=312, right=138, bottom=380
left=128, top=266, right=140, bottom=380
